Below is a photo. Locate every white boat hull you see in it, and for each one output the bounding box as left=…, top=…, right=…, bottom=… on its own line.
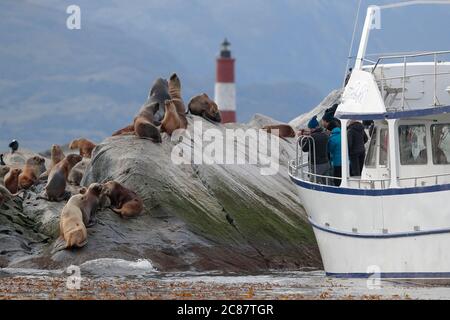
left=290, top=174, right=450, bottom=278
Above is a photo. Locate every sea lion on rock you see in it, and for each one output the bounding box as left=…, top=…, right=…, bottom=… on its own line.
left=161, top=100, right=188, bottom=136
left=68, top=158, right=90, bottom=186
left=112, top=124, right=135, bottom=136
left=132, top=78, right=171, bottom=143
left=54, top=194, right=88, bottom=251
left=143, top=78, right=171, bottom=124
left=4, top=168, right=21, bottom=194
left=69, top=138, right=96, bottom=158
left=0, top=166, right=10, bottom=186
left=133, top=114, right=162, bottom=143
left=168, top=73, right=186, bottom=114
left=79, top=183, right=103, bottom=227
left=49, top=144, right=65, bottom=168
left=0, top=184, right=20, bottom=204
left=40, top=144, right=65, bottom=180
left=188, top=93, right=221, bottom=122
left=45, top=154, right=82, bottom=201
left=262, top=124, right=296, bottom=138
left=18, top=156, right=45, bottom=190
left=102, top=181, right=143, bottom=218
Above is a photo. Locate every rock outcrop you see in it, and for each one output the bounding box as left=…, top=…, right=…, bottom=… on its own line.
left=0, top=114, right=322, bottom=272
left=289, top=89, right=342, bottom=129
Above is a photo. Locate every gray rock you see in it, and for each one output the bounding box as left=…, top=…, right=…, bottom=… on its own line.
left=289, top=89, right=342, bottom=129
left=0, top=113, right=322, bottom=272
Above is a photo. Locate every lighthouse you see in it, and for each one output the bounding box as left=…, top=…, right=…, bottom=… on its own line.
left=215, top=38, right=236, bottom=123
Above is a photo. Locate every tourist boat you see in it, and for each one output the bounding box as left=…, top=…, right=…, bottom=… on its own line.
left=289, top=2, right=450, bottom=278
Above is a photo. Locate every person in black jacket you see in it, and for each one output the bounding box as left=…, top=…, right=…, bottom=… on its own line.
left=347, top=121, right=368, bottom=176
left=302, top=116, right=330, bottom=184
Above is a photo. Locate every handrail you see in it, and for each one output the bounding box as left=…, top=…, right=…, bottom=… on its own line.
left=368, top=50, right=450, bottom=109
left=371, top=50, right=450, bottom=71
left=289, top=158, right=450, bottom=190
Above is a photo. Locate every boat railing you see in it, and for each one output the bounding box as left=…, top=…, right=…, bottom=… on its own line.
left=369, top=50, right=450, bottom=109
left=290, top=135, right=450, bottom=190
left=290, top=157, right=450, bottom=190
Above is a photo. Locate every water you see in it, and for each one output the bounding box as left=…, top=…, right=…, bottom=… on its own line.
left=2, top=259, right=450, bottom=299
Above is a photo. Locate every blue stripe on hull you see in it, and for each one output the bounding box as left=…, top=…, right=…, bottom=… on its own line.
left=327, top=272, right=450, bottom=279
left=310, top=218, right=450, bottom=239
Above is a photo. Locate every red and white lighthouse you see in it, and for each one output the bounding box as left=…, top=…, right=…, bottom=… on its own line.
left=215, top=38, right=236, bottom=123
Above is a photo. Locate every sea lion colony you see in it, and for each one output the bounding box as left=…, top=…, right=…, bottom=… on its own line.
left=0, top=73, right=297, bottom=251
left=0, top=73, right=227, bottom=252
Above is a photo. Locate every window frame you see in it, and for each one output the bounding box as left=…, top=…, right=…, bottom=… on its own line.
left=365, top=126, right=378, bottom=168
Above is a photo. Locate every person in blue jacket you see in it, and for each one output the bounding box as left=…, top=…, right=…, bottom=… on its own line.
left=327, top=120, right=342, bottom=186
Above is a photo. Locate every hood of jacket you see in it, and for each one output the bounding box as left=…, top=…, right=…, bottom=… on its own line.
left=348, top=121, right=365, bottom=133
left=331, top=127, right=341, bottom=135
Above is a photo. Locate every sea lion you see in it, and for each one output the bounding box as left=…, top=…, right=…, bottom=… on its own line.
left=161, top=100, right=188, bottom=136
left=78, top=183, right=103, bottom=226
left=68, top=158, right=90, bottom=186
left=262, top=124, right=296, bottom=138
left=0, top=184, right=19, bottom=204
left=112, top=77, right=170, bottom=142
left=143, top=78, right=171, bottom=124
left=18, top=156, right=45, bottom=190
left=168, top=73, right=186, bottom=114
left=4, top=168, right=22, bottom=194
left=55, top=194, right=88, bottom=251
left=40, top=144, right=65, bottom=180
left=0, top=166, right=10, bottom=186
left=45, top=154, right=82, bottom=201
left=112, top=124, right=135, bottom=136
left=188, top=93, right=222, bottom=122
left=133, top=113, right=162, bottom=143
left=132, top=78, right=171, bottom=143
left=102, top=181, right=143, bottom=218
left=0, top=154, right=5, bottom=166
left=69, top=138, right=96, bottom=158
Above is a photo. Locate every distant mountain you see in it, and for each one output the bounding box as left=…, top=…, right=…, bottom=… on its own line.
left=1, top=0, right=449, bottom=150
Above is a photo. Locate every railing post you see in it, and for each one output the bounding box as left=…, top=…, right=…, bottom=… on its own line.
left=434, top=53, right=438, bottom=106
left=402, top=56, right=407, bottom=110
left=388, top=119, right=399, bottom=188
left=340, top=119, right=349, bottom=187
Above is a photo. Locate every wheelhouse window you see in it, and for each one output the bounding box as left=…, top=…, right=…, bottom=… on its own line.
left=398, top=125, right=427, bottom=165
left=431, top=124, right=450, bottom=165
left=365, top=127, right=377, bottom=167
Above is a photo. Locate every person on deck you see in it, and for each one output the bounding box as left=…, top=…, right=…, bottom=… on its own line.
left=347, top=120, right=368, bottom=177
left=327, top=120, right=342, bottom=186
left=321, top=106, right=341, bottom=131
left=301, top=116, right=330, bottom=184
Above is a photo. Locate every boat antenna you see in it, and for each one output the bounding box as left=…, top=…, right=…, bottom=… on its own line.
left=343, top=0, right=363, bottom=88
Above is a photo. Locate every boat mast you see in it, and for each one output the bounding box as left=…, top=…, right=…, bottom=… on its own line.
left=354, top=1, right=450, bottom=70
left=354, top=6, right=378, bottom=70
